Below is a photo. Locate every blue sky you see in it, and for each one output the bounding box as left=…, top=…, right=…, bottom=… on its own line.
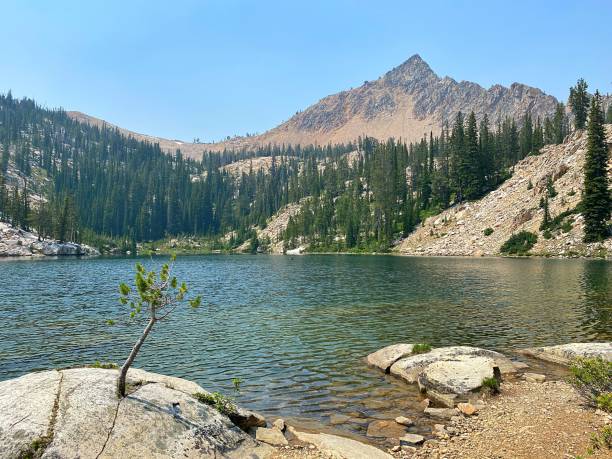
left=1, top=0, right=610, bottom=141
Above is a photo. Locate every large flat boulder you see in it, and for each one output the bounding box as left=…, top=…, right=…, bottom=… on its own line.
left=389, top=346, right=514, bottom=384
left=417, top=355, right=497, bottom=395
left=288, top=427, right=392, bottom=459
left=519, top=342, right=612, bottom=366
left=0, top=370, right=62, bottom=457
left=366, top=344, right=415, bottom=372
left=1, top=368, right=272, bottom=459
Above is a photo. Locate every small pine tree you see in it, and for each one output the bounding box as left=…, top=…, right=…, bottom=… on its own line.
left=569, top=79, right=590, bottom=130
left=582, top=92, right=611, bottom=242
left=540, top=196, right=551, bottom=230
left=606, top=103, right=612, bottom=124
left=546, top=177, right=558, bottom=198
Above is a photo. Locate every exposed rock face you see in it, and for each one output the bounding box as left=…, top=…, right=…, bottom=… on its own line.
left=204, top=55, right=558, bottom=153
left=0, top=368, right=271, bottom=459
left=0, top=222, right=100, bottom=257
left=396, top=126, right=612, bottom=257
left=236, top=201, right=304, bottom=254
left=519, top=342, right=612, bottom=366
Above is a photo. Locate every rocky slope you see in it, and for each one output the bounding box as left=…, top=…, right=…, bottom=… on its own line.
left=396, top=125, right=612, bottom=258
left=235, top=201, right=304, bottom=253
left=0, top=222, right=99, bottom=257
left=70, top=55, right=558, bottom=157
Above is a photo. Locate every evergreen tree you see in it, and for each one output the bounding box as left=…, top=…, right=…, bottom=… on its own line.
left=582, top=92, right=610, bottom=242
left=552, top=103, right=568, bottom=144
left=569, top=79, right=590, bottom=130
left=606, top=103, right=612, bottom=124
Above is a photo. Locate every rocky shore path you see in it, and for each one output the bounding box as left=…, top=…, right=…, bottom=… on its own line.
left=268, top=379, right=610, bottom=459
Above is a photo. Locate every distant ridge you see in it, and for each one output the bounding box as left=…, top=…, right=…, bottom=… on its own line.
left=69, top=55, right=560, bottom=158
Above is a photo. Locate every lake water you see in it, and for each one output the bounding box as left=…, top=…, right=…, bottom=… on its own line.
left=0, top=255, right=610, bottom=442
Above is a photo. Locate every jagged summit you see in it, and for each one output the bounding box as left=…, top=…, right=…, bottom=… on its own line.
left=68, top=55, right=560, bottom=157
left=198, top=54, right=558, bottom=153
left=384, top=54, right=437, bottom=83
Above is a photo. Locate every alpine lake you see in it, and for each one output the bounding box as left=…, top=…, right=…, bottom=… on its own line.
left=1, top=254, right=610, bottom=444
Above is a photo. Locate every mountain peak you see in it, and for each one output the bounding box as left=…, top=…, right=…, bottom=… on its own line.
left=384, top=54, right=436, bottom=85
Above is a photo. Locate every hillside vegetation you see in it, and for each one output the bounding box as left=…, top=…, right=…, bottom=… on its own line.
left=397, top=126, right=612, bottom=257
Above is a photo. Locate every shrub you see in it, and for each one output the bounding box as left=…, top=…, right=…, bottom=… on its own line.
left=569, top=357, right=612, bottom=411
left=543, top=230, right=552, bottom=239
left=481, top=376, right=500, bottom=395
left=589, top=425, right=612, bottom=451
left=193, top=391, right=237, bottom=416
left=596, top=393, right=612, bottom=412
left=500, top=231, right=538, bottom=255
left=483, top=227, right=494, bottom=236
left=412, top=343, right=432, bottom=354
left=561, top=219, right=573, bottom=233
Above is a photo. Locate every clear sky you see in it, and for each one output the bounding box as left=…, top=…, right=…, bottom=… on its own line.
left=1, top=0, right=610, bottom=142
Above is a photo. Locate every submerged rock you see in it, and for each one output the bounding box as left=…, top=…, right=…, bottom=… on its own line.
left=519, top=342, right=612, bottom=366
left=366, top=419, right=407, bottom=438
left=0, top=367, right=271, bottom=459
left=523, top=373, right=546, bottom=383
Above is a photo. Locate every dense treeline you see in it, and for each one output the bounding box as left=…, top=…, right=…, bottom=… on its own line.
left=0, top=82, right=608, bottom=252
left=283, top=107, right=569, bottom=251
left=0, top=92, right=354, bottom=247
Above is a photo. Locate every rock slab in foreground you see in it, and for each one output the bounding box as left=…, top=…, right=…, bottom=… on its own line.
left=519, top=342, right=612, bottom=366
left=0, top=367, right=271, bottom=459
left=288, top=427, right=392, bottom=459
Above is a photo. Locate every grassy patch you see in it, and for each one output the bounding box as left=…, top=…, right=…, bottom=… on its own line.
left=90, top=361, right=118, bottom=369
left=18, top=437, right=51, bottom=459
left=500, top=231, right=538, bottom=255
left=569, top=357, right=612, bottom=412
left=412, top=343, right=432, bottom=354
left=193, top=392, right=237, bottom=416
left=481, top=376, right=500, bottom=395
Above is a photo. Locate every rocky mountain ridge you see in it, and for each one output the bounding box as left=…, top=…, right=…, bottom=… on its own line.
left=201, top=55, right=559, bottom=152
left=69, top=55, right=560, bottom=158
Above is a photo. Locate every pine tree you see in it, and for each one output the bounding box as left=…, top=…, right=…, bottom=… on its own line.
left=552, top=103, right=567, bottom=144
left=606, top=103, right=612, bottom=124
left=569, top=79, right=590, bottom=130
left=582, top=92, right=610, bottom=242
left=540, top=196, right=551, bottom=230
left=463, top=112, right=481, bottom=199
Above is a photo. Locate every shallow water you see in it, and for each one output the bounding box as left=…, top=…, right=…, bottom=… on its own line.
left=0, top=255, right=610, bottom=442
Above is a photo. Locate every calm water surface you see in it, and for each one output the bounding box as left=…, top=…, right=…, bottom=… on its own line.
left=0, top=255, right=610, bottom=441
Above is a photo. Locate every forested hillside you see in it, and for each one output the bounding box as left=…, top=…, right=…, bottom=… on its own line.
left=0, top=87, right=587, bottom=253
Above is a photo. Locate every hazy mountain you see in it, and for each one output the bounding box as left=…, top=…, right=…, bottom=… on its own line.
left=69, top=55, right=560, bottom=158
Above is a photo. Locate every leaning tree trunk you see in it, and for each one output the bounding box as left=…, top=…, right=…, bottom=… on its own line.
left=117, top=317, right=156, bottom=397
